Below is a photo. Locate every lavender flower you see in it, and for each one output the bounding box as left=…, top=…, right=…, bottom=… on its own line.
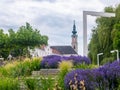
left=41, top=55, right=61, bottom=69
left=64, top=69, right=97, bottom=90
left=64, top=60, right=120, bottom=90
left=40, top=55, right=91, bottom=69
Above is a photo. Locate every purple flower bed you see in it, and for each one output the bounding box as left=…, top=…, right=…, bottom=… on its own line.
left=62, top=55, right=91, bottom=65
left=40, top=55, right=61, bottom=69
left=64, top=60, right=120, bottom=90
left=64, top=69, right=96, bottom=90
left=94, top=61, right=120, bottom=89
left=40, top=55, right=91, bottom=69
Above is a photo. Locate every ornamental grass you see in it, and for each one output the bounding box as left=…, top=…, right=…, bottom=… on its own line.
left=0, top=57, right=42, bottom=77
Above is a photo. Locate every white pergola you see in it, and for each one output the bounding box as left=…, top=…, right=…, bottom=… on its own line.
left=83, top=11, right=115, bottom=56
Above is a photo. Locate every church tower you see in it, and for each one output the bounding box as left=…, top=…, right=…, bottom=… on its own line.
left=71, top=20, right=78, bottom=53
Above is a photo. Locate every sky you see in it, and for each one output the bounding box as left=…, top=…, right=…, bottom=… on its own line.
left=0, top=0, right=120, bottom=55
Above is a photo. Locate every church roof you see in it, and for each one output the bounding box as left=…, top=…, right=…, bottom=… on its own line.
left=50, top=46, right=77, bottom=55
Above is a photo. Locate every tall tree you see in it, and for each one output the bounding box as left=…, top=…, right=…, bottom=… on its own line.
left=112, top=5, right=120, bottom=50
left=88, top=6, right=116, bottom=64
left=0, top=23, right=48, bottom=58
left=0, top=29, right=9, bottom=58
left=16, top=23, right=48, bottom=47
left=88, top=28, right=99, bottom=64
left=16, top=22, right=48, bottom=56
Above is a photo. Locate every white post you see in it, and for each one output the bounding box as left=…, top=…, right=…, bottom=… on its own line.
left=97, top=53, right=103, bottom=66
left=83, top=11, right=115, bottom=56
left=110, top=50, right=119, bottom=61
left=117, top=50, right=119, bottom=61
left=83, top=11, right=87, bottom=56
left=97, top=55, right=99, bottom=66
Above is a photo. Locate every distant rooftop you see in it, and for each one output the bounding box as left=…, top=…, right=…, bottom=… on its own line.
left=50, top=46, right=77, bottom=55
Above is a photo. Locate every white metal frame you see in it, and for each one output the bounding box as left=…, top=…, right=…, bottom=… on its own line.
left=110, top=50, right=119, bottom=61
left=83, top=11, right=115, bottom=56
left=97, top=53, right=103, bottom=66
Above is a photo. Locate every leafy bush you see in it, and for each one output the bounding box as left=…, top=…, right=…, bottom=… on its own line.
left=58, top=61, right=73, bottom=89
left=0, top=77, right=55, bottom=90
left=100, top=57, right=114, bottom=65
left=40, top=77, right=55, bottom=90
left=40, top=55, right=91, bottom=69
left=0, top=78, right=20, bottom=90
left=74, top=63, right=98, bottom=69
left=25, top=77, right=55, bottom=90
left=59, top=60, right=73, bottom=71
left=64, top=60, right=120, bottom=90
left=41, top=55, right=61, bottom=69
left=0, top=57, right=42, bottom=77
left=25, top=78, right=37, bottom=90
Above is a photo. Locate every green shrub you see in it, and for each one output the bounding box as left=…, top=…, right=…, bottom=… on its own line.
left=25, top=78, right=37, bottom=90
left=0, top=78, right=20, bottom=90
left=58, top=61, right=73, bottom=89
left=40, top=77, right=54, bottom=90
left=74, top=63, right=98, bottom=69
left=0, top=57, right=42, bottom=77
left=100, top=57, right=114, bottom=65
left=25, top=77, right=54, bottom=90
left=0, top=77, right=54, bottom=90
left=59, top=60, right=73, bottom=71
left=30, top=57, right=42, bottom=71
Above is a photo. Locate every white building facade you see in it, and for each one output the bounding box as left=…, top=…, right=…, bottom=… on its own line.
left=29, top=46, right=53, bottom=57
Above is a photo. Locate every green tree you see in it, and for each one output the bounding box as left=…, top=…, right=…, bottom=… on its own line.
left=88, top=28, right=100, bottom=64
left=16, top=22, right=48, bottom=56
left=112, top=5, right=120, bottom=51
left=0, top=29, right=9, bottom=58
left=8, top=29, right=21, bottom=57
left=16, top=23, right=47, bottom=47
left=88, top=6, right=116, bottom=64
left=112, top=24, right=120, bottom=50
left=0, top=22, right=48, bottom=58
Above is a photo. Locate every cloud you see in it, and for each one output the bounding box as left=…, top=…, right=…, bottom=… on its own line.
left=100, top=0, right=120, bottom=6
left=0, top=0, right=118, bottom=55
left=37, top=0, right=57, bottom=3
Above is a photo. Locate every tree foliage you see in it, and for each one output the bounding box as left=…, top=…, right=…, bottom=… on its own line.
left=88, top=5, right=120, bottom=64
left=0, top=23, right=48, bottom=58
left=0, top=29, right=9, bottom=58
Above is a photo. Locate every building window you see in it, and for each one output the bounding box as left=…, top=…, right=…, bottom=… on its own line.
left=74, top=46, right=75, bottom=49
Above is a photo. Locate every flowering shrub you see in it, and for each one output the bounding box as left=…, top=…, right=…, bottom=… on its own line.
left=64, top=60, right=120, bottom=90
left=62, top=55, right=91, bottom=65
left=64, top=69, right=96, bottom=90
left=40, top=55, right=91, bottom=69
left=40, top=55, right=61, bottom=69
left=94, top=60, right=120, bottom=89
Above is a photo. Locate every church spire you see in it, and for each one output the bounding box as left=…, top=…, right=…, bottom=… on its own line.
left=71, top=20, right=78, bottom=53
left=72, top=20, right=77, bottom=35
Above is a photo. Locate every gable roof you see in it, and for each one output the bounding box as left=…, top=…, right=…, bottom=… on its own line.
left=50, top=46, right=77, bottom=55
